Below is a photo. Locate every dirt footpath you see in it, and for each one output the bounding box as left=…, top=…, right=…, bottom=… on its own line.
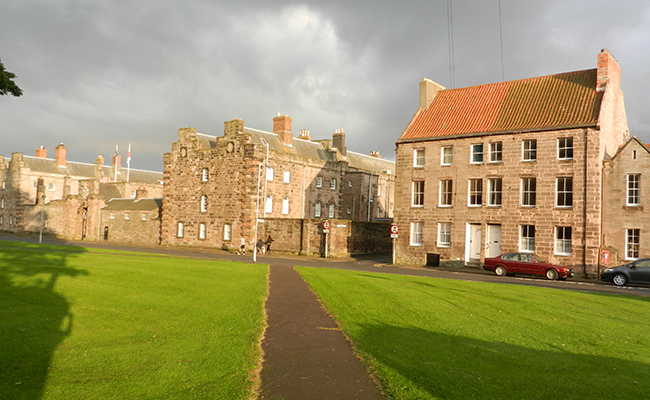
left=258, top=265, right=385, bottom=400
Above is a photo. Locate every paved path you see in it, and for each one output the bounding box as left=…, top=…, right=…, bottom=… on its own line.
left=258, top=264, right=385, bottom=400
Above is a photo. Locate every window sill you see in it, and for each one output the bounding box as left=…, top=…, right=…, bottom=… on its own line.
left=487, top=204, right=502, bottom=208
left=410, top=244, right=423, bottom=247
left=437, top=244, right=451, bottom=248
left=411, top=205, right=424, bottom=208
left=554, top=252, right=572, bottom=257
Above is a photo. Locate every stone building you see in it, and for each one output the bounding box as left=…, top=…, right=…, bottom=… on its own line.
left=0, top=144, right=163, bottom=240
left=161, top=115, right=395, bottom=254
left=602, top=137, right=650, bottom=268
left=393, top=49, right=629, bottom=276
left=100, top=189, right=163, bottom=244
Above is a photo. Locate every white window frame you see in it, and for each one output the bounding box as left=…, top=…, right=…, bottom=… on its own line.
left=414, top=148, right=425, bottom=168
left=199, top=223, right=207, bottom=240
left=315, top=201, right=321, bottom=218
left=223, top=224, right=232, bottom=241
left=266, top=166, right=274, bottom=182
left=110, top=212, right=115, bottom=220
left=470, top=144, right=484, bottom=164
left=468, top=179, right=482, bottom=207
left=555, top=226, right=572, bottom=255
left=265, top=196, right=273, bottom=214
left=48, top=183, right=56, bottom=191
left=375, top=206, right=380, bottom=218
left=330, top=178, right=337, bottom=190
left=558, top=137, right=573, bottom=160
left=626, top=229, right=640, bottom=260
left=377, top=184, right=381, bottom=196
left=124, top=212, right=130, bottom=220
left=316, top=176, right=322, bottom=188
left=438, top=222, right=451, bottom=247
left=522, top=140, right=537, bottom=161
left=627, top=174, right=641, bottom=206
left=1, top=198, right=3, bottom=208
left=131, top=189, right=136, bottom=198
left=202, top=168, right=209, bottom=182
left=489, top=142, right=502, bottom=163
left=141, top=213, right=147, bottom=221
left=520, top=225, right=535, bottom=253
left=441, top=146, right=453, bottom=166
left=282, top=197, right=289, bottom=215
left=556, top=177, right=573, bottom=208
left=412, top=181, right=425, bottom=207
left=177, top=222, right=184, bottom=238
left=439, top=179, right=453, bottom=207
left=410, top=222, right=423, bottom=246
left=283, top=170, right=290, bottom=183
left=521, top=177, right=536, bottom=207
left=348, top=180, right=352, bottom=187
left=488, top=178, right=502, bottom=207
left=200, top=195, right=208, bottom=212
left=328, top=203, right=335, bottom=218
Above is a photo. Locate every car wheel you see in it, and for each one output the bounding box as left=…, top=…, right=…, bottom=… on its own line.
left=545, top=268, right=559, bottom=280
left=494, top=265, right=507, bottom=276
left=612, top=273, right=628, bottom=286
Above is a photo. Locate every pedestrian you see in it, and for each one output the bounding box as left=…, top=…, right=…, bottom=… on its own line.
left=256, top=239, right=266, bottom=255
left=265, top=235, right=274, bottom=253
left=237, top=237, right=246, bottom=255
left=103, top=226, right=109, bottom=241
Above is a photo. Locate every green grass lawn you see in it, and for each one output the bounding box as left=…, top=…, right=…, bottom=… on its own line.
left=298, top=267, right=650, bottom=400
left=0, top=243, right=267, bottom=400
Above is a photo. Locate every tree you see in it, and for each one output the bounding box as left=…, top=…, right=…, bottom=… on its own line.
left=0, top=58, right=23, bottom=96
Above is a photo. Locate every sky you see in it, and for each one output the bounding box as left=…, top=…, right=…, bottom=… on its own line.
left=1, top=0, right=649, bottom=172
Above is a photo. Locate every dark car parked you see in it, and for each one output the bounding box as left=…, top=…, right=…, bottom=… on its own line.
left=600, top=258, right=650, bottom=286
left=483, top=252, right=574, bottom=280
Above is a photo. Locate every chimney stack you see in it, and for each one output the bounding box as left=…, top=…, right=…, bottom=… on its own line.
left=332, top=129, right=347, bottom=156
left=273, top=114, right=293, bottom=146
left=419, top=79, right=445, bottom=110
left=370, top=151, right=382, bottom=158
left=112, top=154, right=122, bottom=172
left=35, top=146, right=47, bottom=158
left=597, top=48, right=621, bottom=93
left=55, top=143, right=67, bottom=167
left=298, top=129, right=312, bottom=141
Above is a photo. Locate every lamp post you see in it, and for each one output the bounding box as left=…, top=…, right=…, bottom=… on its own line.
left=261, top=138, right=269, bottom=217
left=254, top=163, right=262, bottom=264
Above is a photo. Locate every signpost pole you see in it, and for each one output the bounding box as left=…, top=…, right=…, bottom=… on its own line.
left=392, top=237, right=396, bottom=265
left=390, top=224, right=399, bottom=265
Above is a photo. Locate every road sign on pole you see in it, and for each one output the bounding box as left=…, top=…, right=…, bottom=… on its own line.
left=390, top=224, right=399, bottom=234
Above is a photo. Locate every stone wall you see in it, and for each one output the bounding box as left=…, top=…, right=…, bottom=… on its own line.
left=100, top=208, right=161, bottom=245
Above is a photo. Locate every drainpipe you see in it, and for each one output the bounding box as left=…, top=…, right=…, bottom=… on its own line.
left=598, top=161, right=605, bottom=281
left=367, top=169, right=373, bottom=222
left=583, top=128, right=588, bottom=278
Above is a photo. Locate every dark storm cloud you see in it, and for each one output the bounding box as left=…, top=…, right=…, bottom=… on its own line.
left=1, top=0, right=649, bottom=170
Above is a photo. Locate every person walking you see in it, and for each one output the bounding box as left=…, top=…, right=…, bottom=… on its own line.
left=237, top=237, right=246, bottom=255
left=265, top=235, right=274, bottom=253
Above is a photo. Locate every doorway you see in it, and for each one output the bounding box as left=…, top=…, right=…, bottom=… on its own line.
left=487, top=225, right=502, bottom=258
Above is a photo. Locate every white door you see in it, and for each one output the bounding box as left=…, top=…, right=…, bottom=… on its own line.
left=487, top=225, right=502, bottom=258
left=469, top=224, right=482, bottom=260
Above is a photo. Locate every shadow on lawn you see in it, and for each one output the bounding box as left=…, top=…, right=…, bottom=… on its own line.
left=359, top=323, right=650, bottom=399
left=0, top=244, right=88, bottom=399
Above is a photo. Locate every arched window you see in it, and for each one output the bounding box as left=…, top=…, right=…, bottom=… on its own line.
left=330, top=178, right=337, bottom=190
left=315, top=201, right=321, bottom=218
left=200, top=195, right=208, bottom=212
left=316, top=176, right=323, bottom=188
left=282, top=197, right=289, bottom=214
left=223, top=224, right=232, bottom=241
left=202, top=168, right=209, bottom=182
left=177, top=222, right=184, bottom=238
left=266, top=166, right=274, bottom=181
left=199, top=223, right=207, bottom=239
left=283, top=170, right=290, bottom=183
left=328, top=203, right=335, bottom=218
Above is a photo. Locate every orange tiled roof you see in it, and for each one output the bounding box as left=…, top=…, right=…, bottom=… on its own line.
left=399, top=69, right=603, bottom=141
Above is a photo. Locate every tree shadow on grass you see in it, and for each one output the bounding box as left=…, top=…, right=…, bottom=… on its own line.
left=0, top=244, right=88, bottom=399
left=357, top=323, right=650, bottom=400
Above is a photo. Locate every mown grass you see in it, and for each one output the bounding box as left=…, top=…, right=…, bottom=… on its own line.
left=0, top=243, right=267, bottom=400
left=298, top=267, right=650, bottom=400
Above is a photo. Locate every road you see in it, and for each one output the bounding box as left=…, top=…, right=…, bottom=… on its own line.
left=2, top=234, right=649, bottom=297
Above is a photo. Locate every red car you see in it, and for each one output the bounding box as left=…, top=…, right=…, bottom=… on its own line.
left=483, top=253, right=573, bottom=280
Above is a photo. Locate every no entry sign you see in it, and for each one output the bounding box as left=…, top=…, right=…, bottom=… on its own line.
left=390, top=224, right=399, bottom=234
left=322, top=220, right=330, bottom=230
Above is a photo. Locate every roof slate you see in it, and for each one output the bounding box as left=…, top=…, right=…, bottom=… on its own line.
left=400, top=69, right=602, bottom=142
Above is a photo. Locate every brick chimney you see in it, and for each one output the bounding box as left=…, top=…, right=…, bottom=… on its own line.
left=134, top=188, right=148, bottom=200
left=370, top=151, right=382, bottom=158
left=332, top=129, right=347, bottom=156
left=55, top=143, right=67, bottom=167
left=35, top=146, right=47, bottom=158
left=597, top=49, right=621, bottom=93
left=273, top=114, right=293, bottom=146
left=112, top=154, right=122, bottom=172
left=419, top=78, right=445, bottom=110
left=298, top=129, right=312, bottom=141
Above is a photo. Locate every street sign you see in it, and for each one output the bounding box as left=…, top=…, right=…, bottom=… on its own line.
left=322, top=220, right=330, bottom=230
left=391, top=233, right=398, bottom=239
left=390, top=224, right=399, bottom=234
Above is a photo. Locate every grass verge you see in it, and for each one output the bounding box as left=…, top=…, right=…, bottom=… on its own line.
left=1, top=243, right=267, bottom=399
left=298, top=267, right=650, bottom=400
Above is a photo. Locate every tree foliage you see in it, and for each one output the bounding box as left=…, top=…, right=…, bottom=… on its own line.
left=0, top=58, right=23, bottom=96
